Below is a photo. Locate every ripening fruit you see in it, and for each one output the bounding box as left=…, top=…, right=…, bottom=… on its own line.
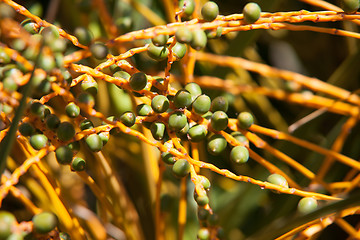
left=172, top=159, right=191, bottom=177
left=161, top=152, right=176, bottom=165
left=195, top=195, right=209, bottom=206
left=231, top=131, right=248, bottom=145
left=174, top=89, right=192, bottom=109
left=201, top=1, right=219, bottom=22
left=77, top=92, right=95, bottom=107
left=168, top=112, right=188, bottom=132
left=21, top=19, right=38, bottom=34
left=206, top=26, right=222, bottom=39
left=179, top=0, right=195, bottom=17
left=207, top=134, right=227, bottom=155
left=85, top=134, right=103, bottom=152
left=192, top=94, right=211, bottom=115
left=197, top=228, right=210, bottom=240
left=98, top=132, right=109, bottom=146
left=45, top=114, right=60, bottom=130
left=185, top=82, right=202, bottom=102
left=55, top=145, right=73, bottom=165
left=30, top=101, right=46, bottom=119
left=297, top=197, right=318, bottom=214
left=71, top=157, right=86, bottom=171
left=147, top=43, right=169, bottom=61
left=129, top=72, right=148, bottom=91
left=243, top=2, right=261, bottom=24
left=152, top=34, right=169, bottom=46
left=68, top=141, right=80, bottom=153
left=79, top=119, right=94, bottom=130
left=190, top=29, right=207, bottom=50
left=150, top=122, right=166, bottom=140
left=176, top=123, right=189, bottom=139
left=237, top=112, right=254, bottom=129
left=199, top=175, right=211, bottom=190
left=151, top=95, right=170, bottom=113
left=267, top=173, right=289, bottom=188
left=0, top=211, right=16, bottom=240
left=32, top=212, right=58, bottom=234
left=341, top=0, right=359, bottom=13
left=57, top=122, right=75, bottom=142
left=81, top=77, right=98, bottom=96
left=188, top=124, right=207, bottom=142
left=74, top=27, right=93, bottom=45
left=211, top=96, right=228, bottom=112
left=210, top=111, right=228, bottom=131
left=172, top=42, right=187, bottom=60
left=29, top=134, right=48, bottom=150
left=175, top=27, right=193, bottom=44
left=65, top=102, right=80, bottom=118
left=113, top=70, right=130, bottom=80
left=19, top=122, right=35, bottom=136
left=119, top=111, right=136, bottom=127
left=136, top=103, right=152, bottom=116
left=90, top=42, right=108, bottom=60
left=230, top=146, right=249, bottom=164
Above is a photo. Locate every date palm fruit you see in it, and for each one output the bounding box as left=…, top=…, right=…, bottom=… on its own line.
left=243, top=2, right=261, bottom=24
left=55, top=145, right=73, bottom=165
left=29, top=134, right=48, bottom=150
left=85, top=134, right=103, bottom=152
left=341, top=0, right=359, bottom=13
left=65, top=102, right=80, bottom=118
left=168, top=112, right=188, bottom=132
left=237, top=111, right=254, bottom=129
left=190, top=29, right=207, bottom=50
left=150, top=122, right=166, bottom=140
left=81, top=77, right=98, bottom=96
left=74, top=27, right=93, bottom=45
left=172, top=159, right=191, bottom=178
left=231, top=131, right=249, bottom=145
left=161, top=152, right=176, bottom=165
left=136, top=103, right=152, bottom=116
left=201, top=1, right=219, bottom=22
left=0, top=211, right=16, bottom=240
left=19, top=122, right=35, bottom=136
left=175, top=27, right=193, bottom=44
left=207, top=134, right=227, bottom=155
left=90, top=42, right=108, bottom=60
left=197, top=228, right=210, bottom=240
left=172, top=42, right=187, bottom=59
left=32, top=212, right=58, bottom=234
left=230, top=146, right=249, bottom=164
left=152, top=34, right=169, bottom=46
left=174, top=89, right=192, bottom=109
left=211, top=96, right=228, bottom=112
left=147, top=43, right=169, bottom=61
left=179, top=0, right=195, bottom=17
left=151, top=95, right=170, bottom=113
left=195, top=195, right=209, bottom=206
left=192, top=94, right=211, bottom=115
left=267, top=173, right=289, bottom=188
left=129, top=72, right=148, bottom=91
left=297, top=197, right=318, bottom=214
left=77, top=92, right=95, bottom=107
left=206, top=26, right=223, bottom=39
left=45, top=114, right=60, bottom=130
left=185, top=82, right=202, bottom=102
left=71, top=157, right=86, bottom=171
left=57, top=122, right=76, bottom=142
left=119, top=111, right=136, bottom=127
left=199, top=175, right=211, bottom=190
left=188, top=124, right=207, bottom=142
left=210, top=111, right=228, bottom=131
left=79, top=119, right=94, bottom=130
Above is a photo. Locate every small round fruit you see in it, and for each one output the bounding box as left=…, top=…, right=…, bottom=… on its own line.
left=161, top=152, right=176, bottom=165
left=188, top=124, right=207, bottom=142
left=21, top=19, right=38, bottom=34
left=19, top=122, right=35, bottom=136
left=71, top=157, right=86, bottom=171
left=192, top=94, right=211, bottom=115
left=85, top=134, right=103, bottom=152
left=298, top=197, right=318, bottom=214
left=57, top=122, right=76, bottom=142
left=174, top=89, right=192, bottom=109
left=185, top=82, right=202, bottom=101
left=0, top=211, right=16, bottom=240
left=341, top=0, right=359, bottom=13
left=207, top=134, right=227, bottom=155
left=179, top=0, right=195, bottom=17
left=45, top=114, right=60, bottom=130
left=195, top=195, right=209, bottom=206
left=201, top=1, right=219, bottom=22
left=81, top=78, right=98, bottom=96
left=175, top=27, right=193, bottom=44
left=198, top=208, right=210, bottom=221
left=267, top=173, right=288, bottom=188
left=210, top=111, right=228, bottom=131
left=243, top=2, right=261, bottom=24
left=152, top=34, right=169, bottom=46
left=68, top=141, right=80, bottom=153
left=77, top=92, right=95, bottom=107
left=172, top=159, right=191, bottom=178
left=199, top=175, right=211, bottom=190
left=120, top=111, right=136, bottom=127
left=65, top=102, right=80, bottom=118
left=55, top=145, right=73, bottom=165
left=150, top=122, right=166, bottom=140
left=211, top=96, right=228, bottom=112
left=129, top=72, right=148, bottom=91
left=90, top=42, right=108, bottom=60
left=113, top=70, right=130, bottom=80
left=172, top=42, right=187, bottom=60
left=168, top=112, right=188, bottom=132
left=30, top=102, right=46, bottom=119
left=230, top=146, right=249, bottom=164
left=29, top=134, right=48, bottom=150
left=151, top=95, right=170, bottom=113
left=206, top=26, right=222, bottom=39
left=176, top=123, right=189, bottom=139
left=79, top=119, right=94, bottom=130
left=237, top=112, right=254, bottom=129
left=197, top=228, right=210, bottom=240
left=32, top=212, right=58, bottom=234
left=231, top=131, right=248, bottom=145
left=147, top=43, right=169, bottom=61
left=98, top=132, right=109, bottom=146
left=74, top=27, right=93, bottom=45
left=190, top=29, right=207, bottom=50
left=136, top=103, right=152, bottom=116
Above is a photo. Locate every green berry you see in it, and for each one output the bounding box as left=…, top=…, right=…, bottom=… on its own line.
left=206, top=26, right=222, bottom=39
left=237, top=112, right=254, bottom=129
left=136, top=103, right=152, bottom=116
left=45, top=114, right=60, bottom=130
left=59, top=232, right=71, bottom=240
left=172, top=42, right=187, bottom=60
left=65, top=102, right=80, bottom=118
left=230, top=146, right=249, bottom=164
left=0, top=211, right=16, bottom=240
left=113, top=70, right=130, bottom=80
left=77, top=92, right=95, bottom=107
left=298, top=197, right=318, bottom=214
left=68, top=141, right=81, bottom=153
left=150, top=122, right=166, bottom=140
left=175, top=27, right=193, bottom=44
left=151, top=95, right=170, bottom=113
left=90, top=42, right=108, bottom=60
left=57, top=122, right=76, bottom=142
left=211, top=96, right=228, bottom=112
left=21, top=19, right=38, bottom=34
left=198, top=208, right=210, bottom=221
left=195, top=195, right=209, bottom=206
left=185, top=82, right=202, bottom=101
left=210, top=111, right=228, bottom=131
left=174, top=89, right=192, bottom=109
left=81, top=78, right=98, bottom=96
left=30, top=102, right=46, bottom=119
left=85, top=134, right=103, bottom=152
left=197, top=228, right=210, bottom=240
left=243, top=2, right=261, bottom=24
left=207, top=134, right=227, bottom=155
left=341, top=0, right=359, bottom=13
left=79, top=119, right=94, bottom=130
left=55, top=145, right=73, bottom=165
left=29, top=134, right=48, bottom=150
left=176, top=123, right=189, bottom=139
left=147, top=43, right=169, bottom=61
left=32, top=212, right=58, bottom=234
left=50, top=38, right=67, bottom=53
left=19, top=122, right=35, bottom=136
left=201, top=1, right=219, bottom=22
left=71, top=157, right=86, bottom=171
left=267, top=174, right=288, bottom=188
left=168, top=112, right=188, bottom=132
left=39, top=54, right=56, bottom=72
left=231, top=131, right=248, bottom=145
left=74, top=27, right=93, bottom=45
left=3, top=77, right=18, bottom=92
left=188, top=124, right=207, bottom=142
left=172, top=159, right=191, bottom=178
left=0, top=48, right=10, bottom=64
left=192, top=94, right=211, bottom=115
left=40, top=26, right=59, bottom=44
left=179, top=0, right=195, bottom=17
left=161, top=152, right=176, bottom=165
left=190, top=29, right=207, bottom=50
left=152, top=34, right=169, bottom=46
left=129, top=72, right=148, bottom=91
left=98, top=132, right=109, bottom=146
left=199, top=175, right=211, bottom=190
left=115, top=16, right=133, bottom=33
left=119, top=111, right=136, bottom=127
